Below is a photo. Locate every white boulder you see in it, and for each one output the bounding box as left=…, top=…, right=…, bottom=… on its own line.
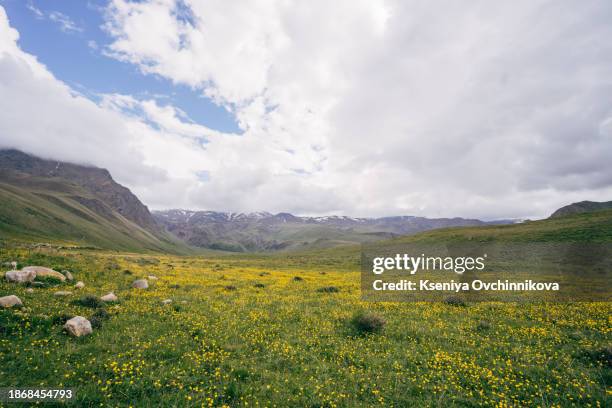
left=64, top=316, right=92, bottom=337
left=75, top=281, right=85, bottom=289
left=0, top=295, right=22, bottom=308
left=22, top=266, right=66, bottom=282
left=4, top=270, right=36, bottom=283
left=132, top=279, right=149, bottom=289
left=100, top=293, right=118, bottom=302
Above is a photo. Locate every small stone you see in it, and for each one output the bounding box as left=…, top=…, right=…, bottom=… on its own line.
left=100, top=293, right=118, bottom=302
left=147, top=275, right=158, bottom=280
left=161, top=299, right=172, bottom=305
left=0, top=295, right=22, bottom=308
left=63, top=270, right=74, bottom=281
left=63, top=316, right=92, bottom=337
left=132, top=279, right=149, bottom=289
left=4, top=270, right=36, bottom=283
left=75, top=281, right=85, bottom=289
left=54, top=291, right=72, bottom=296
left=25, top=288, right=34, bottom=293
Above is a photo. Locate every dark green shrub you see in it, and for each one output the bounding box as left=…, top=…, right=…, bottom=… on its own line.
left=253, top=283, right=265, bottom=288
left=73, top=295, right=104, bottom=309
left=351, top=312, right=386, bottom=334
left=293, top=276, right=303, bottom=281
left=317, top=286, right=339, bottom=293
left=443, top=296, right=466, bottom=307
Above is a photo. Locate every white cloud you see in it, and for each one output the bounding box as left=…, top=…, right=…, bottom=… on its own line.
left=3, top=2, right=612, bottom=219
left=25, top=2, right=83, bottom=33
left=98, top=0, right=612, bottom=219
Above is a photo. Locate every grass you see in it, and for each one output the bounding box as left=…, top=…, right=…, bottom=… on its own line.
left=0, top=246, right=609, bottom=407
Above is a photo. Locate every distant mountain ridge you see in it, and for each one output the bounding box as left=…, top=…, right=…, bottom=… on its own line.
left=153, top=209, right=511, bottom=252
left=550, top=200, right=612, bottom=219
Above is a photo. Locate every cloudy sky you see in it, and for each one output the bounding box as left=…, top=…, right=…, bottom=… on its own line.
left=0, top=0, right=611, bottom=220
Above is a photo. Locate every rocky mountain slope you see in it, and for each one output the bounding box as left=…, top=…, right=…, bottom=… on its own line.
left=153, top=209, right=511, bottom=252
left=0, top=149, right=188, bottom=253
left=549, top=200, right=612, bottom=218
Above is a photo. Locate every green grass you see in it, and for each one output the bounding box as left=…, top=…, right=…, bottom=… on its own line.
left=0, top=209, right=610, bottom=406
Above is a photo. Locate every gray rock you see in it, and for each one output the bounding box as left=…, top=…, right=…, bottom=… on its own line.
left=132, top=279, right=149, bottom=289
left=0, top=295, right=22, bottom=308
left=74, top=281, right=85, bottom=289
left=54, top=291, right=72, bottom=296
left=100, top=293, right=118, bottom=302
left=148, top=275, right=158, bottom=280
left=63, top=316, right=92, bottom=337
left=22, top=266, right=66, bottom=282
left=63, top=270, right=74, bottom=281
left=4, top=270, right=36, bottom=283
left=161, top=299, right=172, bottom=305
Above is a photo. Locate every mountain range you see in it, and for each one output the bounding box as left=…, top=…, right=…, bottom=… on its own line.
left=0, top=149, right=608, bottom=253
left=152, top=209, right=511, bottom=252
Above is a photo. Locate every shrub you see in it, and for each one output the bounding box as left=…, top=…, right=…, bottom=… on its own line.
left=90, top=316, right=103, bottom=329
left=92, top=308, right=110, bottom=320
left=351, top=312, right=386, bottom=334
left=253, top=283, right=265, bottom=288
left=73, top=295, right=104, bottom=309
left=317, top=286, right=340, bottom=293
left=169, top=284, right=181, bottom=289
left=443, top=296, right=466, bottom=307
left=293, top=276, right=304, bottom=281
left=52, top=313, right=72, bottom=325
left=123, top=269, right=133, bottom=275
left=224, top=285, right=237, bottom=291
left=584, top=347, right=612, bottom=367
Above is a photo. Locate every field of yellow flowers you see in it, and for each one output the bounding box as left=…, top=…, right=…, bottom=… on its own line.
left=0, top=246, right=610, bottom=407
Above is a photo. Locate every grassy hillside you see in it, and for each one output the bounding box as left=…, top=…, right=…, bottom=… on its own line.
left=0, top=180, right=191, bottom=254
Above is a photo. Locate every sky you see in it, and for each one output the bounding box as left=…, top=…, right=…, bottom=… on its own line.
left=0, top=0, right=611, bottom=220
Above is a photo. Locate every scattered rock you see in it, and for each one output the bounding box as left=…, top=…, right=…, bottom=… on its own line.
left=54, top=291, right=72, bottom=296
left=0, top=295, right=22, bottom=308
left=22, top=266, right=66, bottom=282
left=100, top=293, right=118, bottom=302
left=161, top=299, right=172, bottom=305
left=63, top=316, right=92, bottom=337
left=63, top=270, right=74, bottom=281
left=148, top=275, right=158, bottom=280
left=75, top=281, right=85, bottom=289
left=25, top=288, right=34, bottom=293
left=132, top=279, right=149, bottom=289
left=4, top=270, right=36, bottom=283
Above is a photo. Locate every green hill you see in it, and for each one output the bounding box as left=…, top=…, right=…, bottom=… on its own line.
left=0, top=150, right=191, bottom=254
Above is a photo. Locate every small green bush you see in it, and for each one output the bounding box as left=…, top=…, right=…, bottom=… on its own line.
left=73, top=295, right=104, bottom=309
left=317, top=286, right=340, bottom=293
left=351, top=312, right=386, bottom=334
left=443, top=296, right=466, bottom=307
